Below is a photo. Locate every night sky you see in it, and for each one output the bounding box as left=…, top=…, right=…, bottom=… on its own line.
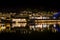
left=0, top=0, right=60, bottom=12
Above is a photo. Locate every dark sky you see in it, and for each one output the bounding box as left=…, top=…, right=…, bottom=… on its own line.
left=0, top=0, right=60, bottom=12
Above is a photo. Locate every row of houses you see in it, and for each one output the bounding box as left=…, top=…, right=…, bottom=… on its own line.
left=0, top=11, right=59, bottom=32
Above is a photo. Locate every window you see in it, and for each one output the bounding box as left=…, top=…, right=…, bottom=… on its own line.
left=42, top=17, right=49, bottom=19
left=12, top=19, right=27, bottom=22
left=35, top=24, right=43, bottom=28
left=12, top=23, right=27, bottom=28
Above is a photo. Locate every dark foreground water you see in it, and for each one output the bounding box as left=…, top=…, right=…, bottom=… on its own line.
left=0, top=31, right=59, bottom=40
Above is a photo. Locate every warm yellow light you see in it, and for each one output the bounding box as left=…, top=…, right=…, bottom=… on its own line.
left=1, top=27, right=6, bottom=29
left=12, top=23, right=27, bottom=28
left=12, top=19, right=27, bottom=22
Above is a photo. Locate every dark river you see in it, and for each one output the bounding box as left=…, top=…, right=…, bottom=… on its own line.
left=0, top=31, right=59, bottom=40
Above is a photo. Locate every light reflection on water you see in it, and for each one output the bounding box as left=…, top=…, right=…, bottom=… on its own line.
left=0, top=23, right=60, bottom=33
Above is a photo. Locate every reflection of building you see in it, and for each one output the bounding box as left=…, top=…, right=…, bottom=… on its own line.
left=0, top=23, right=6, bottom=31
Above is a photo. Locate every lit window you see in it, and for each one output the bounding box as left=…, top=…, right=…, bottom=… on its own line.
left=12, top=19, right=26, bottom=22
left=35, top=24, right=43, bottom=28
left=42, top=17, right=47, bottom=19
left=1, top=27, right=6, bottom=30
left=43, top=24, right=47, bottom=28
left=34, top=16, right=43, bottom=19
left=53, top=17, right=56, bottom=19
left=12, top=23, right=27, bottom=28
left=1, top=17, right=5, bottom=19
left=29, top=25, right=35, bottom=30
left=21, top=23, right=27, bottom=27
left=12, top=19, right=20, bottom=21
left=54, top=24, right=56, bottom=27
left=29, top=15, right=32, bottom=16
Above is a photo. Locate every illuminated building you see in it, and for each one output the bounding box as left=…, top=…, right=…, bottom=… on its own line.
left=0, top=23, right=6, bottom=31
left=12, top=18, right=27, bottom=28
left=0, top=10, right=59, bottom=33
